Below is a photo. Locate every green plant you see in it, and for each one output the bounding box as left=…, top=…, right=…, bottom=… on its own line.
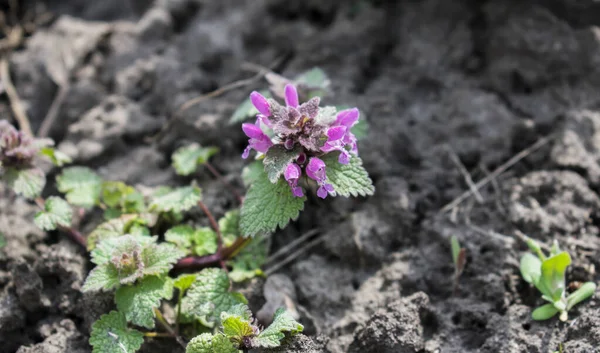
left=519, top=237, right=596, bottom=321
left=450, top=235, right=466, bottom=295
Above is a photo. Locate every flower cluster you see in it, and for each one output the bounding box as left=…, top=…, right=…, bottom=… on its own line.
left=0, top=120, right=47, bottom=167
left=241, top=84, right=360, bottom=199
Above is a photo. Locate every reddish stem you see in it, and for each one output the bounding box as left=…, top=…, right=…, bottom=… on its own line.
left=205, top=162, right=243, bottom=204
left=173, top=236, right=251, bottom=271
left=35, top=197, right=87, bottom=249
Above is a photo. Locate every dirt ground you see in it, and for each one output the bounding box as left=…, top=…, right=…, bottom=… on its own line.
left=2, top=0, right=600, bottom=352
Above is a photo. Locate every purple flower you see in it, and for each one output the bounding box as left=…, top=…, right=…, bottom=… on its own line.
left=284, top=84, right=299, bottom=108
left=320, top=108, right=360, bottom=164
left=306, top=157, right=335, bottom=199
left=284, top=162, right=304, bottom=197
left=241, top=121, right=273, bottom=159
left=250, top=91, right=271, bottom=116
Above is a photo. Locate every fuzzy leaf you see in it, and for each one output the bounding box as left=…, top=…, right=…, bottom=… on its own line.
left=101, top=181, right=144, bottom=213
left=241, top=161, right=264, bottom=188
left=141, top=242, right=186, bottom=276
left=531, top=303, right=559, bottom=321
left=2, top=166, right=45, bottom=198
left=182, top=268, right=247, bottom=323
left=253, top=308, right=303, bottom=348
left=172, top=143, right=219, bottom=176
left=295, top=68, right=330, bottom=98
left=567, top=282, right=596, bottom=310
left=240, top=169, right=305, bottom=237
left=322, top=153, right=374, bottom=197
left=87, top=215, right=144, bottom=251
left=230, top=90, right=271, bottom=124
left=91, top=234, right=155, bottom=266
left=34, top=196, right=73, bottom=231
left=39, top=146, right=72, bottom=167
left=174, top=274, right=197, bottom=292
left=520, top=253, right=542, bottom=284
left=219, top=209, right=240, bottom=246
left=90, top=311, right=144, bottom=353
left=192, top=227, right=218, bottom=256
left=264, top=145, right=302, bottom=183
left=82, top=264, right=121, bottom=292
left=222, top=314, right=254, bottom=347
left=165, top=225, right=195, bottom=249
left=56, top=166, right=102, bottom=208
left=149, top=186, right=201, bottom=213
left=228, top=237, right=267, bottom=282
left=115, top=276, right=173, bottom=329
left=186, top=333, right=238, bottom=353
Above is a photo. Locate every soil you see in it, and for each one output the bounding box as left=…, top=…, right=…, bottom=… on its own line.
left=2, top=0, right=600, bottom=352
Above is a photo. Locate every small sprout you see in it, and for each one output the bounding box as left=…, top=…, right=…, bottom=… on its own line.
left=519, top=236, right=596, bottom=321
left=451, top=235, right=467, bottom=295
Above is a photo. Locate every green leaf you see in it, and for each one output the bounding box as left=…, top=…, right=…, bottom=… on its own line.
left=115, top=276, right=173, bottom=329
left=263, top=145, right=302, bottom=183
left=450, top=236, right=460, bottom=266
left=172, top=143, right=219, bottom=176
left=219, top=210, right=240, bottom=246
left=531, top=303, right=559, bottom=321
left=240, top=170, right=305, bottom=237
left=222, top=313, right=254, bottom=345
left=241, top=161, right=264, bottom=188
left=174, top=274, right=197, bottom=292
left=56, top=166, right=102, bottom=208
left=87, top=215, right=144, bottom=251
left=228, top=237, right=268, bottom=282
left=525, top=236, right=546, bottom=261
left=520, top=253, right=542, bottom=285
left=322, top=153, right=374, bottom=197
left=186, top=333, right=238, bottom=353
left=101, top=181, right=143, bottom=212
left=294, top=67, right=330, bottom=98
left=253, top=308, right=304, bottom=348
left=229, top=90, right=271, bottom=124
left=82, top=264, right=121, bottom=292
left=39, top=147, right=72, bottom=167
left=0, top=232, right=6, bottom=248
left=165, top=225, right=195, bottom=249
left=149, top=186, right=201, bottom=213
left=141, top=242, right=187, bottom=276
left=91, top=234, right=155, bottom=266
left=2, top=166, right=45, bottom=198
left=34, top=196, right=73, bottom=231
left=90, top=311, right=144, bottom=353
left=537, top=252, right=571, bottom=302
left=567, top=282, right=596, bottom=310
left=182, top=268, right=247, bottom=323
left=192, top=227, right=218, bottom=256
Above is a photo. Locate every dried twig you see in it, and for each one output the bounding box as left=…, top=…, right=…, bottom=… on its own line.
left=440, top=134, right=555, bottom=214
left=0, top=58, right=32, bottom=136
left=264, top=229, right=319, bottom=266
left=264, top=234, right=325, bottom=276
left=447, top=146, right=483, bottom=203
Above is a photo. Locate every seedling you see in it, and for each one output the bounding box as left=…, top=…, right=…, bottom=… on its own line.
left=451, top=235, right=466, bottom=295
left=519, top=237, right=596, bottom=321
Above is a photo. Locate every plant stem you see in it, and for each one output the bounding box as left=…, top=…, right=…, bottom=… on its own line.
left=197, top=200, right=228, bottom=271
left=154, top=308, right=186, bottom=348
left=176, top=289, right=183, bottom=335
left=205, top=162, right=243, bottom=204
left=144, top=332, right=175, bottom=338
left=173, top=236, right=251, bottom=271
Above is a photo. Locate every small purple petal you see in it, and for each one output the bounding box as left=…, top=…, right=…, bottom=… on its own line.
left=284, top=139, right=295, bottom=150
left=327, top=126, right=347, bottom=141
left=306, top=157, right=326, bottom=182
left=242, top=123, right=265, bottom=139
left=284, top=163, right=301, bottom=181
left=256, top=114, right=272, bottom=128
left=242, top=146, right=251, bottom=159
left=285, top=84, right=299, bottom=108
left=335, top=108, right=359, bottom=127
left=252, top=138, right=272, bottom=153
left=296, top=152, right=307, bottom=165
left=292, top=186, right=304, bottom=197
left=320, top=142, right=337, bottom=153
left=338, top=151, right=350, bottom=165
left=317, top=186, right=328, bottom=199
left=250, top=91, right=271, bottom=116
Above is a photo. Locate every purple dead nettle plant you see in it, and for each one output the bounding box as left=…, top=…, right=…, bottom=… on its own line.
left=242, top=84, right=361, bottom=199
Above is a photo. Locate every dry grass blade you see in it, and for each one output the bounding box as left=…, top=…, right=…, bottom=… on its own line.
left=0, top=57, right=32, bottom=136
left=440, top=134, right=556, bottom=214
left=264, top=229, right=320, bottom=266
left=264, top=234, right=325, bottom=276
left=447, top=146, right=484, bottom=203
